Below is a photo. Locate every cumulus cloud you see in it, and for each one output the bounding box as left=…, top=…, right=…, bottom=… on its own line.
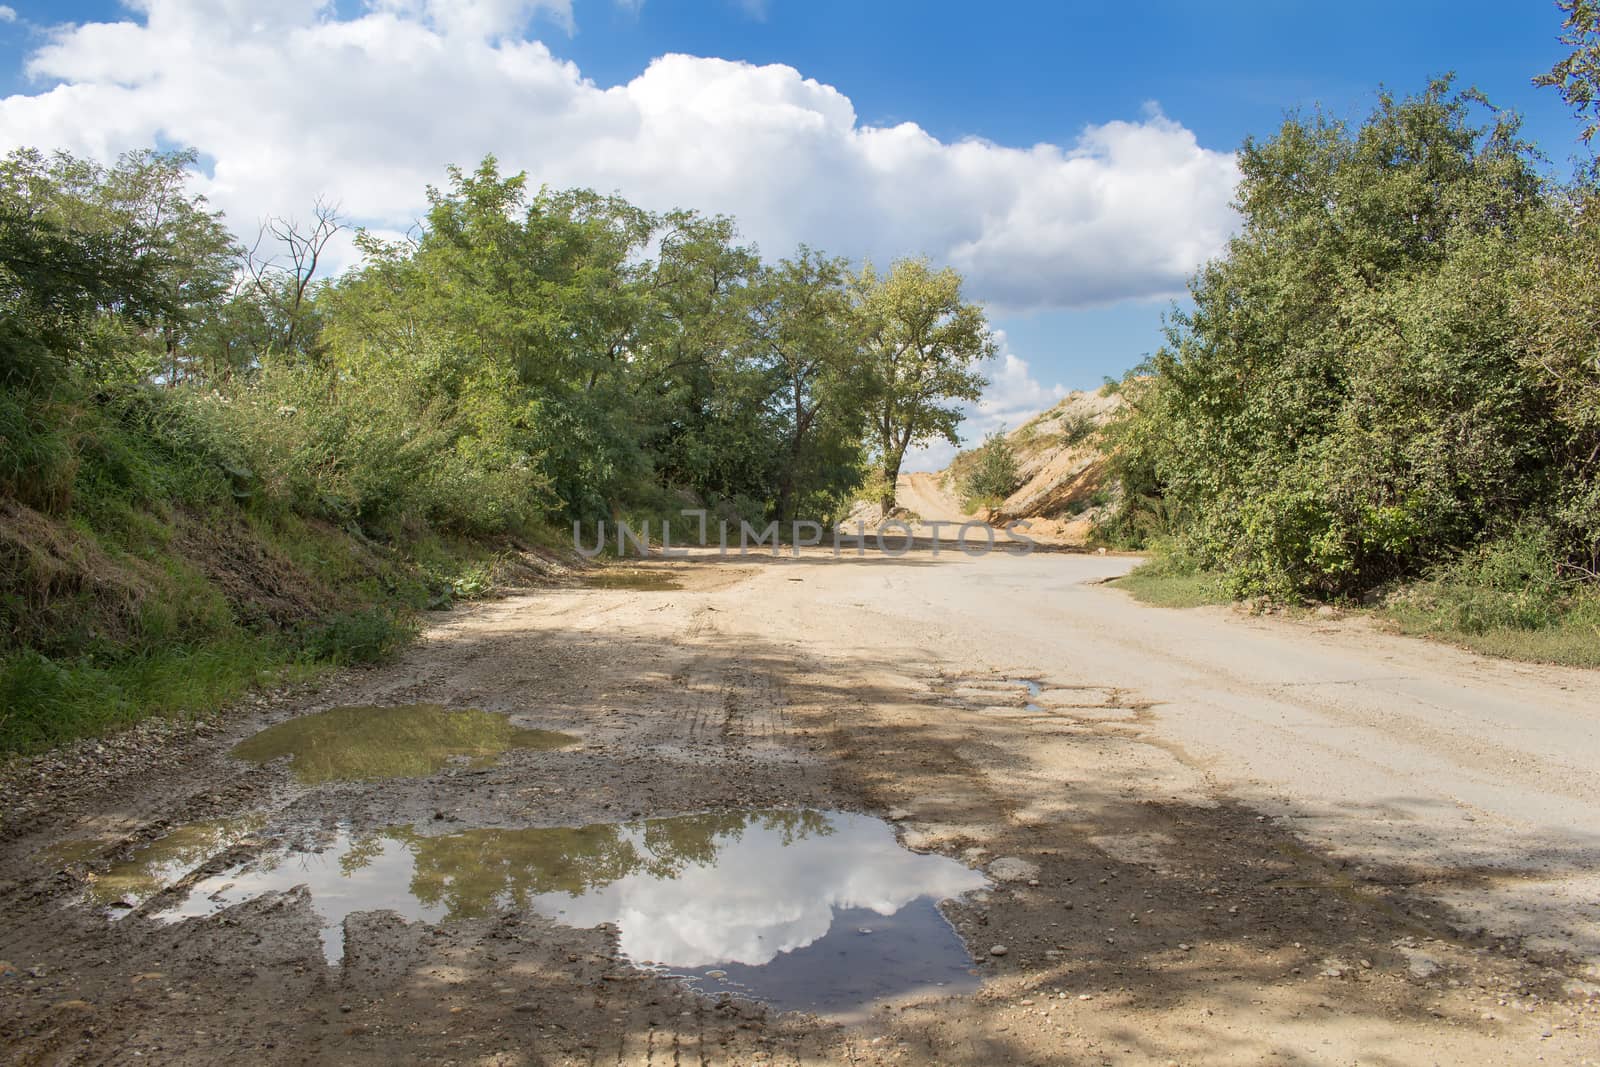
left=0, top=6, right=17, bottom=24
left=1, top=0, right=1237, bottom=314
left=535, top=812, right=986, bottom=968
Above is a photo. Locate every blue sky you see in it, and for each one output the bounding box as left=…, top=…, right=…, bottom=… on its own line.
left=0, top=0, right=1588, bottom=462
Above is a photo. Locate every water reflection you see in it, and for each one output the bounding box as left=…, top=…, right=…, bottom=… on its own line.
left=230, top=704, right=577, bottom=783
left=86, top=816, right=263, bottom=909
left=153, top=809, right=986, bottom=1012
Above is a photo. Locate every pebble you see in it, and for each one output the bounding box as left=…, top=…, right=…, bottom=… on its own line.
left=989, top=945, right=1008, bottom=957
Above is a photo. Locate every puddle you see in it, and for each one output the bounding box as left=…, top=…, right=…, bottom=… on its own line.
left=41, top=836, right=117, bottom=867
left=87, top=816, right=263, bottom=909
left=582, top=570, right=682, bottom=591
left=146, top=809, right=987, bottom=1014
left=231, top=705, right=577, bottom=783
left=1012, top=678, right=1045, bottom=711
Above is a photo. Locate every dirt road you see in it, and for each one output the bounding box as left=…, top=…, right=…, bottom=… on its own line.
left=895, top=472, right=973, bottom=526
left=3, top=549, right=1598, bottom=1064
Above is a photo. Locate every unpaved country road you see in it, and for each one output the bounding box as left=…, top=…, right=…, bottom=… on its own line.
left=894, top=472, right=973, bottom=525
left=3, top=549, right=1598, bottom=1065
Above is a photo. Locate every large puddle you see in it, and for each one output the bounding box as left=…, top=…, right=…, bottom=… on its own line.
left=231, top=705, right=577, bottom=783
left=137, top=809, right=987, bottom=1014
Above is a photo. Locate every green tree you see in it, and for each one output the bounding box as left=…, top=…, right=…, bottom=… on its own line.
left=854, top=259, right=992, bottom=514
left=0, top=148, right=235, bottom=389
left=749, top=247, right=863, bottom=522
left=1536, top=0, right=1600, bottom=144
left=1103, top=81, right=1556, bottom=598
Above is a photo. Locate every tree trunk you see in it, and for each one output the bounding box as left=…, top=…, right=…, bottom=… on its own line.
left=878, top=457, right=900, bottom=515
left=777, top=475, right=795, bottom=527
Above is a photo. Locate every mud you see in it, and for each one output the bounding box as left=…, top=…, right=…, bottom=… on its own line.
left=1, top=554, right=1597, bottom=1065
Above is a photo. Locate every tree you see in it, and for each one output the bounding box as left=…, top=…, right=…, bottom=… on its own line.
left=1101, top=81, right=1558, bottom=598
left=244, top=197, right=344, bottom=365
left=854, top=259, right=992, bottom=514
left=1536, top=0, right=1600, bottom=145
left=0, top=148, right=237, bottom=388
left=749, top=247, right=862, bottom=522
left=641, top=209, right=772, bottom=516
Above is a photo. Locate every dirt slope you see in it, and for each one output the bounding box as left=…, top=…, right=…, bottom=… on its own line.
left=2, top=550, right=1597, bottom=1064
left=911, top=388, right=1123, bottom=543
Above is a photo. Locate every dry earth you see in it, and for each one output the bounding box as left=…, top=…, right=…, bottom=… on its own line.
left=2, top=548, right=1599, bottom=1065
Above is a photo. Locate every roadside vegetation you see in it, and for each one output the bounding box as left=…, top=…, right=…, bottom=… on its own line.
left=0, top=150, right=992, bottom=753
left=954, top=429, right=1020, bottom=512
left=1101, top=2, right=1600, bottom=667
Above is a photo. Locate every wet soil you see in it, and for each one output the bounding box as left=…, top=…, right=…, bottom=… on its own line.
left=1, top=558, right=1596, bottom=1065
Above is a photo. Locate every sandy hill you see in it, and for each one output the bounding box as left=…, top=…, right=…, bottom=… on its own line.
left=851, top=388, right=1123, bottom=545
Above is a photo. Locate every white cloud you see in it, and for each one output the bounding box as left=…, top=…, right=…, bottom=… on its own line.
left=1, top=0, right=1238, bottom=315
left=0, top=7, right=16, bottom=24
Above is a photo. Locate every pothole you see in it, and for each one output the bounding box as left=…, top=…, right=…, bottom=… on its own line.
left=120, top=809, right=987, bottom=1014
left=230, top=705, right=578, bottom=783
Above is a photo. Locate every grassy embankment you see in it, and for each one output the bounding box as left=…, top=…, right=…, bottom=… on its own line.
left=1114, top=542, right=1600, bottom=669
left=1, top=386, right=561, bottom=756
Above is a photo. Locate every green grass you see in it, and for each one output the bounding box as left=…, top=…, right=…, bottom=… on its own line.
left=1384, top=584, right=1600, bottom=669
left=0, top=638, right=325, bottom=754
left=1114, top=553, right=1232, bottom=608
left=1120, top=542, right=1600, bottom=670
left=0, top=409, right=477, bottom=755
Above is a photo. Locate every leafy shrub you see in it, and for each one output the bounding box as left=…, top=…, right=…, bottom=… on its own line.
left=1396, top=527, right=1572, bottom=634
left=1059, top=412, right=1096, bottom=447
left=1101, top=81, right=1594, bottom=603
left=959, top=430, right=1019, bottom=508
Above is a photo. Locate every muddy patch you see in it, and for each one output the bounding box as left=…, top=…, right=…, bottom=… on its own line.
left=129, top=809, right=985, bottom=1013
left=583, top=570, right=683, bottom=591
left=229, top=704, right=576, bottom=783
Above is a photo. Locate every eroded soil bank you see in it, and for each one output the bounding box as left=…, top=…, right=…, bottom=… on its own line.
left=2, top=552, right=1597, bottom=1065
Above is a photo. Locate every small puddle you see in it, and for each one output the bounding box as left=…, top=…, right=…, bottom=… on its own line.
left=86, top=816, right=264, bottom=909
left=1011, top=677, right=1044, bottom=711
left=583, top=570, right=682, bottom=591
left=144, top=809, right=986, bottom=1014
left=231, top=705, right=577, bottom=783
